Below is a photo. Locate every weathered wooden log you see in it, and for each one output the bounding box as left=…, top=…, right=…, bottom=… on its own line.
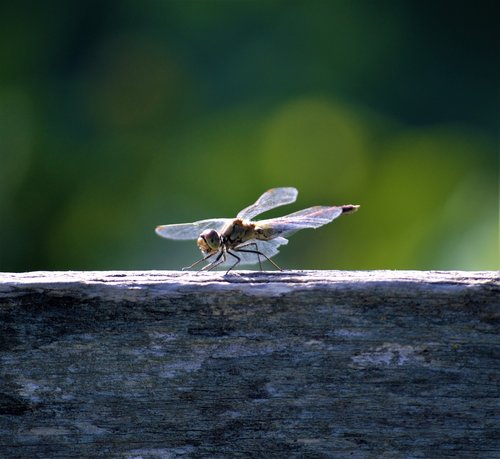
left=0, top=270, right=498, bottom=458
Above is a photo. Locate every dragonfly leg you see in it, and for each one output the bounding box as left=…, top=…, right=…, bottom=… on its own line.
left=234, top=248, right=283, bottom=271
left=182, top=252, right=215, bottom=271
left=225, top=251, right=241, bottom=275
left=233, top=242, right=262, bottom=270
left=202, top=250, right=226, bottom=271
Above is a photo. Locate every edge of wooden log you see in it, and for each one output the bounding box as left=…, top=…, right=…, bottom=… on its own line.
left=0, top=270, right=497, bottom=304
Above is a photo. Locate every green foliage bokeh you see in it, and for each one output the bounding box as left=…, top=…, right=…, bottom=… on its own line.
left=0, top=1, right=498, bottom=271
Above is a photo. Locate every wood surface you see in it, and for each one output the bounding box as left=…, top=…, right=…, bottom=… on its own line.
left=0, top=270, right=498, bottom=458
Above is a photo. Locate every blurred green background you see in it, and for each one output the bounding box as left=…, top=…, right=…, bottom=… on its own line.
left=1, top=1, right=498, bottom=272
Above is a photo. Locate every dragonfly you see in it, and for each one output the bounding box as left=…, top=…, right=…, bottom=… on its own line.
left=155, top=187, right=359, bottom=274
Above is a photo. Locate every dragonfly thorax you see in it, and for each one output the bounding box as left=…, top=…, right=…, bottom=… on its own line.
left=197, top=229, right=222, bottom=254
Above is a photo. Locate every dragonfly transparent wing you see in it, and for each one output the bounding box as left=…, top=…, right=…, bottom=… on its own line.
left=257, top=206, right=347, bottom=237
left=155, top=218, right=232, bottom=240
left=234, top=236, right=288, bottom=266
left=237, top=187, right=298, bottom=220
left=206, top=237, right=289, bottom=268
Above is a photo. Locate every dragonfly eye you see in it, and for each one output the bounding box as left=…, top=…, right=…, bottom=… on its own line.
left=197, top=229, right=220, bottom=253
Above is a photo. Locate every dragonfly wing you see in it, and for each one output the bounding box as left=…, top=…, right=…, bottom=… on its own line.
left=207, top=237, right=289, bottom=267
left=257, top=206, right=348, bottom=237
left=155, top=218, right=232, bottom=240
left=235, top=237, right=289, bottom=265
left=237, top=187, right=298, bottom=220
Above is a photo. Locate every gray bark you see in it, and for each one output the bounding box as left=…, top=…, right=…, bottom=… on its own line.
left=0, top=270, right=498, bottom=458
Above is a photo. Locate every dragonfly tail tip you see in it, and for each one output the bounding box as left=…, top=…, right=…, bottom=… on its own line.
left=341, top=204, right=360, bottom=214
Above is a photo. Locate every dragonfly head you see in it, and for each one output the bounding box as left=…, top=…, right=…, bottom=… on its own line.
left=197, top=229, right=221, bottom=254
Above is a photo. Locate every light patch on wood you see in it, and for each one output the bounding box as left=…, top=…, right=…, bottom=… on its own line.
left=350, top=343, right=428, bottom=367
left=29, top=427, right=72, bottom=436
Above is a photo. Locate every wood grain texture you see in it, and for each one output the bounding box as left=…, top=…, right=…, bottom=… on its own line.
left=0, top=270, right=498, bottom=458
